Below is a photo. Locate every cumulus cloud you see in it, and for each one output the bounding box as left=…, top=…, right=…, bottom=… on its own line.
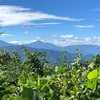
left=53, top=35, right=100, bottom=46
left=0, top=5, right=84, bottom=26
left=74, top=25, right=95, bottom=29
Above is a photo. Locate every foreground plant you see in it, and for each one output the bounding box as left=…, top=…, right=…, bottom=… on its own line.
left=0, top=48, right=100, bottom=100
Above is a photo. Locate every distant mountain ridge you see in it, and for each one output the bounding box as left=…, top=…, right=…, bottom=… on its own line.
left=25, top=40, right=100, bottom=56
left=0, top=40, right=100, bottom=56
left=0, top=45, right=93, bottom=64
left=0, top=40, right=15, bottom=47
left=25, top=41, right=61, bottom=50
left=0, top=40, right=99, bottom=63
left=0, top=45, right=78, bottom=64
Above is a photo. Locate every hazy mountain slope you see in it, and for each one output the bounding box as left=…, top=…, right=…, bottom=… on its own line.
left=0, top=40, right=15, bottom=47
left=0, top=40, right=100, bottom=56
left=64, top=45, right=100, bottom=55
left=0, top=45, right=90, bottom=64
left=25, top=41, right=61, bottom=50
left=25, top=41, right=100, bottom=56
left=0, top=40, right=97, bottom=63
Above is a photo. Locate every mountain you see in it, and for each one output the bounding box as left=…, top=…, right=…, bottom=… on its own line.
left=64, top=45, right=100, bottom=55
left=0, top=40, right=98, bottom=63
left=0, top=40, right=15, bottom=47
left=25, top=41, right=61, bottom=50
left=0, top=45, right=78, bottom=64
left=0, top=40, right=100, bottom=56
left=0, top=45, right=93, bottom=64
left=25, top=41, right=100, bottom=56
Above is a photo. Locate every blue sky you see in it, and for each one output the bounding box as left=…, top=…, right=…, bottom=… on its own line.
left=0, top=0, right=100, bottom=46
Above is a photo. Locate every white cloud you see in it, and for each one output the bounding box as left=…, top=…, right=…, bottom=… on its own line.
left=0, top=5, right=84, bottom=26
left=9, top=40, right=37, bottom=45
left=0, top=33, right=14, bottom=37
left=9, top=37, right=44, bottom=45
left=8, top=33, right=100, bottom=46
left=74, top=25, right=95, bottom=29
left=24, top=22, right=61, bottom=26
left=60, top=34, right=74, bottom=39
left=53, top=35, right=100, bottom=46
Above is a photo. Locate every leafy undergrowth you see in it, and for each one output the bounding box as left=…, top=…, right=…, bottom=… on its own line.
left=0, top=48, right=100, bottom=100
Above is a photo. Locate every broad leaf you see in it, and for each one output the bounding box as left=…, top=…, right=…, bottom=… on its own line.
left=87, top=69, right=98, bottom=79
left=85, top=79, right=97, bottom=90
left=20, top=88, right=43, bottom=100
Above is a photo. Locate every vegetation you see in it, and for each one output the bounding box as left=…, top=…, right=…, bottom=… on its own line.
left=0, top=48, right=100, bottom=100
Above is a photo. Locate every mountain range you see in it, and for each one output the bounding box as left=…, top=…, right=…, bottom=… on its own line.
left=0, top=40, right=100, bottom=64
left=25, top=41, right=100, bottom=56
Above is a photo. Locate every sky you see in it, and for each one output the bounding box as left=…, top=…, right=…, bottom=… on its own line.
left=0, top=0, right=100, bottom=46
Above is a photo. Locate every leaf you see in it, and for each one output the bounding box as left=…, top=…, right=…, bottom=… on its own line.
left=18, top=74, right=26, bottom=84
left=27, top=76, right=36, bottom=87
left=62, top=95, right=70, bottom=100
left=21, top=88, right=33, bottom=100
left=41, top=78, right=51, bottom=91
left=7, top=95, right=19, bottom=100
left=87, top=69, right=98, bottom=80
left=85, top=79, right=97, bottom=90
left=20, top=88, right=43, bottom=100
left=37, top=74, right=40, bottom=87
left=33, top=88, right=43, bottom=100
left=98, top=70, right=100, bottom=79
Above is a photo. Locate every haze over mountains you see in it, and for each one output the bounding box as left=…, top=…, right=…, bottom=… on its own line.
left=0, top=40, right=15, bottom=47
left=0, top=40, right=100, bottom=64
left=25, top=41, right=100, bottom=56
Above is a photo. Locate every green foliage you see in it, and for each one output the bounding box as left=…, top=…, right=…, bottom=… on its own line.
left=0, top=48, right=100, bottom=100
left=87, top=69, right=98, bottom=79
left=19, top=88, right=43, bottom=100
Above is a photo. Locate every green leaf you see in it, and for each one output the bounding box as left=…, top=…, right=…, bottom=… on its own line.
left=18, top=74, right=26, bottom=84
left=87, top=69, right=98, bottom=79
left=37, top=74, right=40, bottom=87
left=62, top=96, right=70, bottom=100
left=7, top=95, right=19, bottom=100
left=85, top=79, right=97, bottom=90
left=98, top=70, right=100, bottom=79
left=21, top=88, right=33, bottom=100
left=20, top=88, right=43, bottom=100
left=33, top=88, right=43, bottom=100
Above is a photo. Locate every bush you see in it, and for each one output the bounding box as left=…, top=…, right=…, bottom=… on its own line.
left=0, top=48, right=100, bottom=100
